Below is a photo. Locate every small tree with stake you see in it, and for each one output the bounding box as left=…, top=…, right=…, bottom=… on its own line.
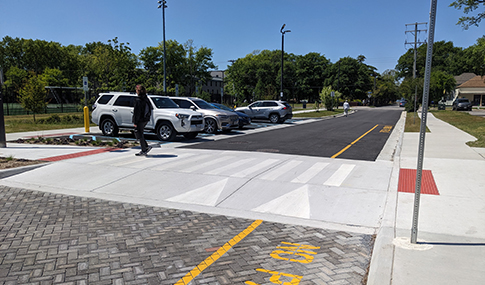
left=320, top=86, right=341, bottom=111
left=18, top=73, right=47, bottom=122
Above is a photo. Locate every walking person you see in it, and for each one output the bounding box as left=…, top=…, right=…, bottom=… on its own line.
left=133, top=85, right=153, bottom=156
left=343, top=100, right=350, bottom=117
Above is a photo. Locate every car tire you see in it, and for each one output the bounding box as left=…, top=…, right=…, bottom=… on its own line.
left=204, top=118, right=217, bottom=134
left=156, top=122, right=176, bottom=141
left=269, top=113, right=280, bottom=124
left=100, top=117, right=119, bottom=137
left=183, top=132, right=198, bottom=139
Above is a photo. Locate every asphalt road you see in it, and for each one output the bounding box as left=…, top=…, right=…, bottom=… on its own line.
left=183, top=107, right=402, bottom=161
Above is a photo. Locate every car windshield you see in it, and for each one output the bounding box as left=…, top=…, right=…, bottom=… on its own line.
left=150, top=96, right=179, bottom=108
left=212, top=103, right=233, bottom=112
left=457, top=99, right=469, bottom=103
left=193, top=99, right=216, bottom=109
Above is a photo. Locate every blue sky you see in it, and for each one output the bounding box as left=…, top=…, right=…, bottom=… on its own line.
left=1, top=0, right=483, bottom=73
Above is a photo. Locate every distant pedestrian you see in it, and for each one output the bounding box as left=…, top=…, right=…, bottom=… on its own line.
left=343, top=100, right=350, bottom=117
left=133, top=85, right=153, bottom=156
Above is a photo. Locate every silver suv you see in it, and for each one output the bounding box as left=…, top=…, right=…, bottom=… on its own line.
left=235, top=100, right=293, bottom=123
left=91, top=92, right=205, bottom=141
left=170, top=97, right=239, bottom=134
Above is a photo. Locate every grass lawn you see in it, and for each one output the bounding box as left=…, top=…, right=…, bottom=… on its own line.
left=431, top=110, right=485, bottom=148
left=4, top=113, right=87, bottom=133
left=293, top=109, right=344, bottom=118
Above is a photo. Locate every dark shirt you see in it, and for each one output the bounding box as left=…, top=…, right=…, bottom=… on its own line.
left=132, top=95, right=150, bottom=124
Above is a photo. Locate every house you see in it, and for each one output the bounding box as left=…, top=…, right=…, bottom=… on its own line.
left=454, top=74, right=485, bottom=107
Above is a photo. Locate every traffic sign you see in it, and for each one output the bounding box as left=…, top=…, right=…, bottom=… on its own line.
left=83, top=77, right=88, bottom=92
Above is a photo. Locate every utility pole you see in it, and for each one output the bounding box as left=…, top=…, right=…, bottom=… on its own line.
left=405, top=22, right=427, bottom=123
left=0, top=68, right=6, bottom=148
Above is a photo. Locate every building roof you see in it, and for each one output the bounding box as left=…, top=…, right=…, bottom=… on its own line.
left=454, top=73, right=477, bottom=86
left=458, top=75, right=485, bottom=88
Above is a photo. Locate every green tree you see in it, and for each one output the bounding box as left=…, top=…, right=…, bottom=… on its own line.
left=324, top=56, right=374, bottom=100
left=18, top=73, right=47, bottom=121
left=396, top=41, right=467, bottom=78
left=295, top=52, right=330, bottom=102
left=463, top=36, right=485, bottom=75
left=450, top=0, right=485, bottom=29
left=374, top=70, right=400, bottom=106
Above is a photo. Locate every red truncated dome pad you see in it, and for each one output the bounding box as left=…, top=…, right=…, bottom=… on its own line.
left=398, top=168, right=440, bottom=195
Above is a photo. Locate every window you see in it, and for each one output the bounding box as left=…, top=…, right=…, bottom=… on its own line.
left=262, top=101, right=278, bottom=107
left=97, top=95, right=114, bottom=105
left=172, top=99, right=194, bottom=109
left=151, top=97, right=179, bottom=108
left=113, top=95, right=134, bottom=107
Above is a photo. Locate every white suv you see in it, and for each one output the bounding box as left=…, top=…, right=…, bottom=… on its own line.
left=170, top=97, right=239, bottom=134
left=91, top=92, right=205, bottom=141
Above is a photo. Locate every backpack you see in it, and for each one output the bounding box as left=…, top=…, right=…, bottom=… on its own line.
left=142, top=98, right=152, bottom=122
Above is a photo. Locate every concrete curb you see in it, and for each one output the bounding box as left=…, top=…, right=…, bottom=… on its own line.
left=0, top=162, right=50, bottom=179
left=367, top=110, right=406, bottom=284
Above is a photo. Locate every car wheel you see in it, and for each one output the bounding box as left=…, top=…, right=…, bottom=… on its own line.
left=204, top=118, right=217, bottom=134
left=183, top=132, right=198, bottom=139
left=156, top=122, right=176, bottom=141
left=269, top=113, right=280, bottom=124
left=100, top=118, right=119, bottom=137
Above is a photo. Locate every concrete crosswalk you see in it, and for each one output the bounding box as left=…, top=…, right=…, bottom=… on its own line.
left=0, top=146, right=392, bottom=234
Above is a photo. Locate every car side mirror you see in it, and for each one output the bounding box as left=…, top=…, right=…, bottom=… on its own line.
left=190, top=106, right=196, bottom=111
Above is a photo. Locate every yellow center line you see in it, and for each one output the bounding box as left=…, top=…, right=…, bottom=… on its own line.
left=331, top=124, right=379, bottom=158
left=175, top=219, right=263, bottom=285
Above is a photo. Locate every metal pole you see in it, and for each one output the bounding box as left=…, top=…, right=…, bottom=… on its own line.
left=411, top=0, right=437, bottom=244
left=163, top=3, right=167, bottom=94
left=281, top=30, right=284, bottom=100
left=413, top=22, right=417, bottom=124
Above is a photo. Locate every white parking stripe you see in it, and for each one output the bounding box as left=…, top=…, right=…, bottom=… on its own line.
left=324, top=164, right=355, bottom=186
left=231, top=159, right=279, bottom=178
left=259, top=160, right=303, bottom=181
left=291, top=162, right=329, bottom=184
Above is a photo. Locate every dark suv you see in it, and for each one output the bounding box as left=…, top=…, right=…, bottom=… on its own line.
left=452, top=98, right=472, bottom=111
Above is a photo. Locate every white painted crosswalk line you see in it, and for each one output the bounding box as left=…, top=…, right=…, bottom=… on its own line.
left=324, top=164, right=355, bottom=186
left=152, top=154, right=208, bottom=171
left=204, top=158, right=256, bottom=175
left=166, top=178, right=228, bottom=206
left=231, top=159, right=279, bottom=178
left=252, top=185, right=310, bottom=219
left=291, top=162, right=329, bottom=184
left=181, top=156, right=234, bottom=173
left=259, top=160, right=302, bottom=181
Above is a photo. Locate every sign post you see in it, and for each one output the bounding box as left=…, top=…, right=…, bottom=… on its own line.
left=0, top=68, right=6, bottom=148
left=83, top=77, right=90, bottom=133
left=411, top=0, right=437, bottom=244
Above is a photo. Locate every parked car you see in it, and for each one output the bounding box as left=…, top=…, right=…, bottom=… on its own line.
left=210, top=103, right=251, bottom=129
left=170, top=97, right=239, bottom=134
left=235, top=100, right=293, bottom=123
left=452, top=98, right=472, bottom=111
left=399, top=99, right=407, bottom=107
left=91, top=92, right=205, bottom=141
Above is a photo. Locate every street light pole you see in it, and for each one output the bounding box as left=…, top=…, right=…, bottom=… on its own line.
left=280, top=24, right=290, bottom=100
left=158, top=1, right=167, bottom=94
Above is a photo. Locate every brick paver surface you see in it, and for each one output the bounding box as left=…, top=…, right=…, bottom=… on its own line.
left=0, top=186, right=374, bottom=284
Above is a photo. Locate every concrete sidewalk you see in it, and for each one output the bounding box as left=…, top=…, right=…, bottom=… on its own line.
left=369, top=111, right=485, bottom=284
left=1, top=111, right=484, bottom=284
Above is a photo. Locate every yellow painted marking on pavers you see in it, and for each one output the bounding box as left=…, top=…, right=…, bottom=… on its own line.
left=174, top=219, right=263, bottom=285
left=245, top=269, right=303, bottom=285
left=380, top=125, right=393, bottom=133
left=331, top=124, right=379, bottom=158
